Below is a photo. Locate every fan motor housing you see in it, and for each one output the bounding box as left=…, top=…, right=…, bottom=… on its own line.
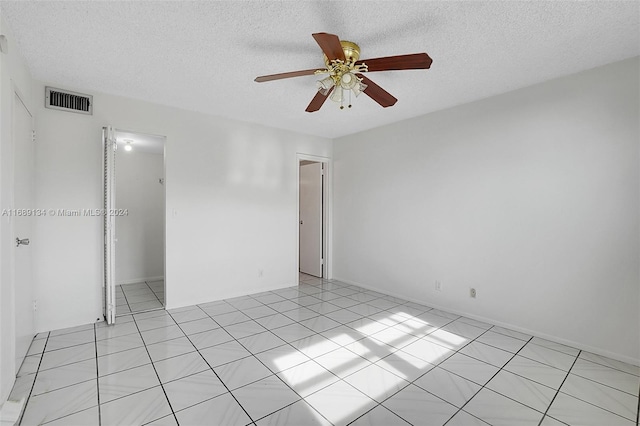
left=324, top=40, right=360, bottom=66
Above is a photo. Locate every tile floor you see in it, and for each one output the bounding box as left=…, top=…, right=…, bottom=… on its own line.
left=11, top=274, right=640, bottom=425
left=116, top=281, right=165, bottom=315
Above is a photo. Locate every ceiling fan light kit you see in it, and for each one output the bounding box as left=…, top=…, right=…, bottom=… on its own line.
left=255, top=32, right=432, bottom=113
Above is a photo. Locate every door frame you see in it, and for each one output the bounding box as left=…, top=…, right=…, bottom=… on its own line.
left=296, top=153, right=332, bottom=282
left=103, top=127, right=167, bottom=323
left=11, top=85, right=35, bottom=370
left=102, top=126, right=117, bottom=324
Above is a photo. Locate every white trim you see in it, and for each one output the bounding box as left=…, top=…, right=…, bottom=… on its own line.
left=104, top=128, right=167, bottom=320
left=103, top=126, right=117, bottom=324
left=117, top=276, right=165, bottom=286
left=0, top=397, right=25, bottom=425
left=166, top=282, right=300, bottom=311
left=333, top=276, right=640, bottom=367
left=296, top=153, right=332, bottom=283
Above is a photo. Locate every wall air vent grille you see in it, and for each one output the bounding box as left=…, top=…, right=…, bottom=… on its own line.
left=45, top=86, right=93, bottom=115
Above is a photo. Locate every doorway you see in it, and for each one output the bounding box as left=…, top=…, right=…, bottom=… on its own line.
left=298, top=157, right=328, bottom=280
left=103, top=127, right=166, bottom=322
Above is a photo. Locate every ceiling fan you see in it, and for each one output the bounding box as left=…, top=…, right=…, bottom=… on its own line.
left=254, top=32, right=433, bottom=112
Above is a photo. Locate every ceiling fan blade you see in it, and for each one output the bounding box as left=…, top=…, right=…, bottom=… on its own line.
left=355, top=74, right=397, bottom=108
left=356, top=53, right=432, bottom=72
left=312, top=32, right=345, bottom=62
left=255, top=68, right=322, bottom=83
left=305, top=87, right=333, bottom=113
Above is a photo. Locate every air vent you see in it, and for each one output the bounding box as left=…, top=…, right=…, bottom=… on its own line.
left=45, top=87, right=93, bottom=115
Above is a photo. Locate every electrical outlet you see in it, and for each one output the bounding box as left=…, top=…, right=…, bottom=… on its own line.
left=435, top=280, right=442, bottom=291
left=470, top=288, right=477, bottom=298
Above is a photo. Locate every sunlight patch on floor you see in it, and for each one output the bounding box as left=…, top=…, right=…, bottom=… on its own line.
left=275, top=311, right=468, bottom=424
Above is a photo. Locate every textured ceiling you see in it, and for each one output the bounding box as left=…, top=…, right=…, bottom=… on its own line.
left=1, top=1, right=638, bottom=138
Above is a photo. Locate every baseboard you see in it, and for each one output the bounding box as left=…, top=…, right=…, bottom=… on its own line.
left=333, top=276, right=640, bottom=367
left=118, top=276, right=164, bottom=286
left=0, top=397, right=25, bottom=426
left=165, top=281, right=298, bottom=311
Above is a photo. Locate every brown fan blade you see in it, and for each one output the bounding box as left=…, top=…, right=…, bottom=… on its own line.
left=355, top=53, right=432, bottom=72
left=312, top=33, right=345, bottom=62
left=255, top=68, right=322, bottom=83
left=356, top=74, right=397, bottom=108
left=305, top=87, right=333, bottom=113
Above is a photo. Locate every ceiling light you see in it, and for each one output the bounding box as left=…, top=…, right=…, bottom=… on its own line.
left=329, top=86, right=343, bottom=103
left=340, top=72, right=356, bottom=90
left=123, top=139, right=133, bottom=151
left=317, top=76, right=335, bottom=92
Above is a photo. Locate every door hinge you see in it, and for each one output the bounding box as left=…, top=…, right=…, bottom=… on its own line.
left=31, top=130, right=36, bottom=143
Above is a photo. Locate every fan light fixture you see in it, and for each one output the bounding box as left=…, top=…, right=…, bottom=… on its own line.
left=314, top=41, right=368, bottom=109
left=254, top=32, right=433, bottom=113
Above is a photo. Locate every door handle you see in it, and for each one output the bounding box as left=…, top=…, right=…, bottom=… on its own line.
left=16, top=237, right=30, bottom=247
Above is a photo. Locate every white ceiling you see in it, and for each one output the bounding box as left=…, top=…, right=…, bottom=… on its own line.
left=1, top=1, right=638, bottom=139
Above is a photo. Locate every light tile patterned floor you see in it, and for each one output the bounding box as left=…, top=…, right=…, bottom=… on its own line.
left=11, top=274, right=640, bottom=425
left=116, top=281, right=165, bottom=315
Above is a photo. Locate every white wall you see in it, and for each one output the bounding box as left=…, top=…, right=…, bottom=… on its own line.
left=333, top=57, right=639, bottom=364
left=115, top=147, right=165, bottom=284
left=0, top=13, right=33, bottom=405
left=32, top=82, right=332, bottom=332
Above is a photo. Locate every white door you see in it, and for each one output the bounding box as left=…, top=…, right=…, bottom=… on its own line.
left=103, top=126, right=117, bottom=324
left=13, top=92, right=35, bottom=373
left=299, top=162, right=323, bottom=277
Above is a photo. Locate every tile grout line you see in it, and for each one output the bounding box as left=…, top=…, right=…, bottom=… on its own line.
left=130, top=314, right=181, bottom=425
left=568, top=368, right=640, bottom=398
left=188, top=289, right=401, bottom=424
left=636, top=378, right=639, bottom=426
left=93, top=324, right=102, bottom=426
left=23, top=278, right=638, bottom=426
left=115, top=287, right=640, bottom=426
left=117, top=284, right=132, bottom=314
left=15, top=332, right=50, bottom=426
left=137, top=280, right=550, bottom=426
left=166, top=308, right=258, bottom=425
left=576, top=355, right=640, bottom=378
left=536, top=349, right=638, bottom=424
left=329, top=282, right=466, bottom=425
left=537, top=350, right=581, bottom=426
left=388, top=325, right=500, bottom=426
left=119, top=283, right=164, bottom=316
left=128, top=286, right=162, bottom=313
left=441, top=334, right=535, bottom=426
left=144, top=280, right=164, bottom=306
left=191, top=302, right=340, bottom=424
left=238, top=281, right=466, bottom=425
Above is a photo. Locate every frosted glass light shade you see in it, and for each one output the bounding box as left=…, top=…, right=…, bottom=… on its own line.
left=330, top=86, right=343, bottom=102
left=340, top=73, right=357, bottom=90
left=317, top=76, right=335, bottom=92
